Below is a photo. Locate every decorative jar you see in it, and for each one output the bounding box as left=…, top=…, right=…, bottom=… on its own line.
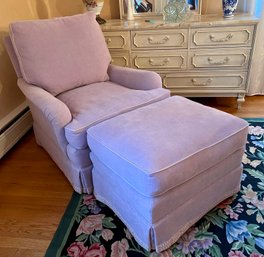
left=82, top=0, right=106, bottom=24
left=163, top=0, right=189, bottom=23
left=222, top=0, right=239, bottom=18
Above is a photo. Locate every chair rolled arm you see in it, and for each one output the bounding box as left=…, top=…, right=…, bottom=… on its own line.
left=108, top=64, right=162, bottom=90
left=17, top=78, right=72, bottom=149
left=18, top=78, right=72, bottom=127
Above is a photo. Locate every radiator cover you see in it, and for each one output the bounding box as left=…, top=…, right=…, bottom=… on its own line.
left=0, top=107, right=32, bottom=159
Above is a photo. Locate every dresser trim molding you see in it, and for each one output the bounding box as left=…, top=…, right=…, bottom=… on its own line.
left=101, top=14, right=259, bottom=107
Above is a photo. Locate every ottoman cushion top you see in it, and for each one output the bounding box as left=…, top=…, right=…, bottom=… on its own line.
left=87, top=96, right=248, bottom=197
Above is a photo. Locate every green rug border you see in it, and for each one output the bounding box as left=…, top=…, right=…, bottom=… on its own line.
left=44, top=117, right=264, bottom=257
left=45, top=192, right=82, bottom=257
left=244, top=117, right=264, bottom=122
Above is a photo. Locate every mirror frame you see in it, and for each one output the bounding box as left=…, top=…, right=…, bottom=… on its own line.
left=119, top=0, right=202, bottom=20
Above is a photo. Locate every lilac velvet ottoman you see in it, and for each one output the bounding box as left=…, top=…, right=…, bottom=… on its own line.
left=86, top=96, right=248, bottom=252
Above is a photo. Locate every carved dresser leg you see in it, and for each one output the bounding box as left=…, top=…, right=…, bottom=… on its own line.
left=237, top=93, right=245, bottom=109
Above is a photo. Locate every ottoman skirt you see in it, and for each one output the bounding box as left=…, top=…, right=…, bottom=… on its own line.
left=91, top=152, right=243, bottom=252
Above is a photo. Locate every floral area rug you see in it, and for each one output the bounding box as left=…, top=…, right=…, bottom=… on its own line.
left=45, top=118, right=264, bottom=257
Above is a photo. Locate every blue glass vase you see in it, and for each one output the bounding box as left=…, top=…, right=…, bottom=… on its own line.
left=223, top=0, right=239, bottom=18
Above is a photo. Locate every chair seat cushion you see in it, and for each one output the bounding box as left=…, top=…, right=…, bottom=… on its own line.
left=87, top=96, right=248, bottom=197
left=9, top=13, right=111, bottom=95
left=59, top=81, right=170, bottom=149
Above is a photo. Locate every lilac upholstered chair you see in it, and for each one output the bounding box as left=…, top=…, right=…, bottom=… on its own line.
left=5, top=13, right=170, bottom=193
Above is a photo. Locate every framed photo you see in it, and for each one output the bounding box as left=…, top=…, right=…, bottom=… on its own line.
left=134, top=0, right=154, bottom=13
left=119, top=0, right=202, bottom=19
left=188, top=0, right=196, bottom=10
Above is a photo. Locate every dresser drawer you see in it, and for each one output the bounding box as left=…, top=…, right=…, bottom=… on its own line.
left=190, top=49, right=251, bottom=69
left=132, top=51, right=187, bottom=70
left=162, top=72, right=247, bottom=90
left=110, top=52, right=130, bottom=67
left=104, top=31, right=130, bottom=50
left=191, top=26, right=254, bottom=48
left=131, top=30, right=188, bottom=49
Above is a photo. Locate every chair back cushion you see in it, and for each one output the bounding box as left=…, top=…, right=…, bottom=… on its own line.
left=9, top=13, right=111, bottom=95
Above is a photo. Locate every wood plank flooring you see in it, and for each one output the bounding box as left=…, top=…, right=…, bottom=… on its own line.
left=0, top=96, right=264, bottom=257
left=0, top=128, right=72, bottom=257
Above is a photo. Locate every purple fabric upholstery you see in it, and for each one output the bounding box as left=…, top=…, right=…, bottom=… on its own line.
left=87, top=96, right=248, bottom=252
left=108, top=64, right=163, bottom=90
left=92, top=156, right=242, bottom=252
left=33, top=121, right=93, bottom=193
left=58, top=81, right=169, bottom=149
left=91, top=149, right=244, bottom=223
left=17, top=78, right=93, bottom=193
left=17, top=78, right=72, bottom=152
left=9, top=13, right=111, bottom=95
left=66, top=145, right=92, bottom=169
left=5, top=13, right=170, bottom=194
left=87, top=96, right=248, bottom=196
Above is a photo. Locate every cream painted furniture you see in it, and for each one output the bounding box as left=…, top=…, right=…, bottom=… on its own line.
left=101, top=14, right=259, bottom=107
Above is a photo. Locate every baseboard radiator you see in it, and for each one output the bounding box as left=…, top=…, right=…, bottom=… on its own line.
left=0, top=103, right=33, bottom=159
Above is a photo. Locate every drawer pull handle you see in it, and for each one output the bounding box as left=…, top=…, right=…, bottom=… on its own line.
left=191, top=78, right=212, bottom=86
left=208, top=57, right=230, bottom=65
left=148, top=36, right=170, bottom=45
left=105, top=38, right=112, bottom=45
left=209, top=33, right=233, bottom=42
left=149, top=58, right=170, bottom=66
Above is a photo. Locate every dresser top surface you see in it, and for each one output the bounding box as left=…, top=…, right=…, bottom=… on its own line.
left=101, top=14, right=259, bottom=31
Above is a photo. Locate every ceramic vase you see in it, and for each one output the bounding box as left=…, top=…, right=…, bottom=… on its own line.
left=222, top=0, right=239, bottom=18
left=83, top=0, right=106, bottom=24
left=126, top=0, right=134, bottom=21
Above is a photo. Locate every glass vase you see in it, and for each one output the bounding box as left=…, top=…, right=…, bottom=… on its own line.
left=163, top=0, right=189, bottom=23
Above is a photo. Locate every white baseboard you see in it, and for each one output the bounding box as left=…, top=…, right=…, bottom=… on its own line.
left=0, top=109, right=33, bottom=159
left=0, top=101, right=29, bottom=130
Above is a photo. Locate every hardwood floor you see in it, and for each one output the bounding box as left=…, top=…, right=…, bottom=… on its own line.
left=192, top=95, right=264, bottom=118
left=0, top=129, right=72, bottom=256
left=0, top=96, right=264, bottom=257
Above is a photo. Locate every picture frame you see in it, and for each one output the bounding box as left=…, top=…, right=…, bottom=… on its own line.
left=119, top=0, right=202, bottom=20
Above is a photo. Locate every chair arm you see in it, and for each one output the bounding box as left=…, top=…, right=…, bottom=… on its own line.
left=17, top=78, right=72, bottom=150
left=107, top=64, right=162, bottom=90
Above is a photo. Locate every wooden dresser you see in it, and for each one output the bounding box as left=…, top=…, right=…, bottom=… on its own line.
left=101, top=14, right=258, bottom=107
